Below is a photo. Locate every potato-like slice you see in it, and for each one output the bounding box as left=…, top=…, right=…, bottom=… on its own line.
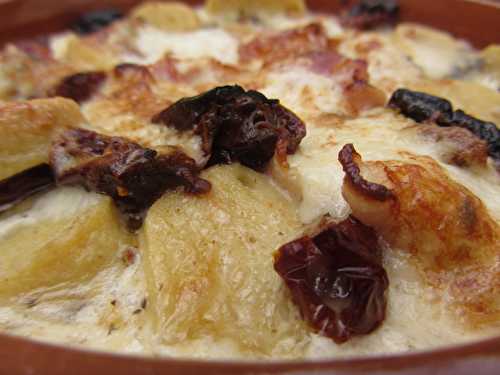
left=141, top=164, right=308, bottom=357
left=482, top=45, right=500, bottom=71
left=0, top=98, right=85, bottom=180
left=407, top=79, right=500, bottom=124
left=394, top=23, right=478, bottom=79
left=0, top=187, right=133, bottom=298
left=52, top=34, right=118, bottom=71
left=131, top=2, right=200, bottom=31
left=476, top=44, right=500, bottom=90
left=205, top=0, right=306, bottom=16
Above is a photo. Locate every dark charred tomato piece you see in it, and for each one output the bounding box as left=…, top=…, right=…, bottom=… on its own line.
left=72, top=9, right=124, bottom=35
left=388, top=89, right=453, bottom=124
left=342, top=0, right=400, bottom=30
left=274, top=216, right=389, bottom=344
left=50, top=128, right=210, bottom=230
left=0, top=164, right=54, bottom=214
left=389, top=88, right=500, bottom=161
left=52, top=72, right=106, bottom=103
left=152, top=85, right=306, bottom=171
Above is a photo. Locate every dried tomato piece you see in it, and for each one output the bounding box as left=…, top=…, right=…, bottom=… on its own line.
left=388, top=89, right=453, bottom=124
left=389, top=88, right=500, bottom=161
left=152, top=85, right=306, bottom=171
left=341, top=0, right=400, bottom=30
left=274, top=216, right=389, bottom=344
left=52, top=72, right=106, bottom=103
left=72, top=9, right=124, bottom=35
left=50, top=128, right=210, bottom=230
left=0, top=164, right=54, bottom=214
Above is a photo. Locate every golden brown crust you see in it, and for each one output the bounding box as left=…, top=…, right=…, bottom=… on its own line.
left=0, top=98, right=85, bottom=180
left=340, top=146, right=500, bottom=327
left=0, top=45, right=75, bottom=100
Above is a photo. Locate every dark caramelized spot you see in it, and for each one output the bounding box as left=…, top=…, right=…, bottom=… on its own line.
left=339, top=144, right=395, bottom=201
left=50, top=128, right=210, bottom=230
left=152, top=85, right=306, bottom=171
left=72, top=9, right=123, bottom=35
left=113, top=63, right=152, bottom=80
left=420, top=126, right=489, bottom=168
left=0, top=164, right=54, bottom=214
left=274, top=216, right=389, bottom=344
left=52, top=72, right=106, bottom=103
left=239, top=23, right=329, bottom=66
left=341, top=0, right=400, bottom=30
left=389, top=88, right=500, bottom=161
left=451, top=110, right=500, bottom=161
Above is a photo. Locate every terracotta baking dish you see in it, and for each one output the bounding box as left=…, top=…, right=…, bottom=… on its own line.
left=0, top=0, right=499, bottom=374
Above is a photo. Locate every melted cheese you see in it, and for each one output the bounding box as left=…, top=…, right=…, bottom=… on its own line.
left=394, top=23, right=479, bottom=79
left=126, top=25, right=240, bottom=65
left=0, top=187, right=101, bottom=237
left=261, top=67, right=348, bottom=118
left=288, top=109, right=500, bottom=223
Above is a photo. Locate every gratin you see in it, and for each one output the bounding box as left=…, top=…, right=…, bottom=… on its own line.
left=0, top=0, right=499, bottom=360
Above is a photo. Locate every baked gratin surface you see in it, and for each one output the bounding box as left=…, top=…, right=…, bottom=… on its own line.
left=0, top=0, right=499, bottom=359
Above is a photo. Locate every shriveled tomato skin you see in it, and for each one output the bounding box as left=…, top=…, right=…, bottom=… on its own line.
left=274, top=216, right=388, bottom=344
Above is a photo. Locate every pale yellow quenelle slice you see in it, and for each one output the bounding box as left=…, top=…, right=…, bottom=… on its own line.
left=141, top=164, right=309, bottom=358
left=0, top=98, right=85, bottom=180
left=131, top=2, right=200, bottom=31
left=0, top=187, right=134, bottom=298
left=205, top=0, right=306, bottom=16
left=408, top=79, right=500, bottom=124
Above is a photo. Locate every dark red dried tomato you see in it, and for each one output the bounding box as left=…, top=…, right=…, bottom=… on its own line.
left=50, top=128, right=210, bottom=230
left=0, top=164, right=54, bottom=214
left=152, top=85, right=306, bottom=171
left=52, top=72, right=106, bottom=103
left=274, top=216, right=389, bottom=343
left=341, top=0, right=399, bottom=30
